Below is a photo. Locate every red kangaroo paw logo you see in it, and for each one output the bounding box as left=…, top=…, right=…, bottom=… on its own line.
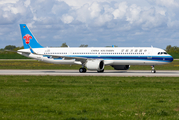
left=23, top=34, right=32, bottom=44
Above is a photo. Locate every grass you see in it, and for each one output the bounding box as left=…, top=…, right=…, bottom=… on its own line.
left=0, top=60, right=179, bottom=70
left=0, top=53, right=29, bottom=59
left=0, top=76, right=179, bottom=119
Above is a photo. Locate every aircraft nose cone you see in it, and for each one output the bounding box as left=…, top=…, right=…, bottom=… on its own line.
left=166, top=55, right=173, bottom=62
left=170, top=56, right=174, bottom=62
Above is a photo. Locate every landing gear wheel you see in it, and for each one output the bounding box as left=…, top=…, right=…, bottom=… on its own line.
left=79, top=68, right=86, bottom=73
left=97, top=69, right=104, bottom=73
left=83, top=68, right=86, bottom=73
left=151, top=70, right=156, bottom=73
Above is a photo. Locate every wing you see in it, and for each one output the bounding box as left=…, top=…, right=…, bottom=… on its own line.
left=28, top=46, right=89, bottom=64
left=51, top=55, right=88, bottom=64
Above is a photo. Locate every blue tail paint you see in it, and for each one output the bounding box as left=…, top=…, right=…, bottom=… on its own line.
left=20, top=24, right=43, bottom=49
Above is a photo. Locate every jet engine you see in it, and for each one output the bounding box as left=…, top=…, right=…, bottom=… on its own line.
left=111, top=65, right=130, bottom=70
left=85, top=60, right=104, bottom=71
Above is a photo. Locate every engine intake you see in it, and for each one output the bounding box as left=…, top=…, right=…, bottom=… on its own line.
left=85, top=60, right=104, bottom=71
left=111, top=65, right=130, bottom=70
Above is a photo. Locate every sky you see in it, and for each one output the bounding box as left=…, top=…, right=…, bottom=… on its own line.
left=0, top=0, right=179, bottom=49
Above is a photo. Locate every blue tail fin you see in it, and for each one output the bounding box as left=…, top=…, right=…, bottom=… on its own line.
left=20, top=24, right=43, bottom=49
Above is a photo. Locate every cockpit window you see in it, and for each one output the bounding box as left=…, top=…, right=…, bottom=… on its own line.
left=158, top=52, right=168, bottom=55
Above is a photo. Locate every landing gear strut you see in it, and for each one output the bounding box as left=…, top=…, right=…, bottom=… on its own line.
left=151, top=65, right=156, bottom=73
left=79, top=68, right=87, bottom=73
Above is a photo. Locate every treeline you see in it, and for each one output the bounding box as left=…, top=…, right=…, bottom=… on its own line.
left=0, top=43, right=89, bottom=59
left=0, top=45, right=24, bottom=51
left=0, top=43, right=88, bottom=51
left=165, top=45, right=179, bottom=53
left=60, top=43, right=88, bottom=47
left=165, top=45, right=179, bottom=59
left=0, top=43, right=118, bottom=51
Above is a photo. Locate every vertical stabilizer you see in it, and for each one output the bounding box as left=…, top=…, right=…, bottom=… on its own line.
left=20, top=24, right=43, bottom=49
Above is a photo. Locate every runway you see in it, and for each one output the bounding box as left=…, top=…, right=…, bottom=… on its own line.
left=0, top=70, right=179, bottom=77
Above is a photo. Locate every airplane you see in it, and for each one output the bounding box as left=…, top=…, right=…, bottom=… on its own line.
left=17, top=24, right=173, bottom=73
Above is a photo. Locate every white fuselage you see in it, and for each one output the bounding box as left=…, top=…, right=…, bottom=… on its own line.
left=17, top=47, right=173, bottom=66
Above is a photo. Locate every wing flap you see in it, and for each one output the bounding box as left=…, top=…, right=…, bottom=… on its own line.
left=51, top=55, right=87, bottom=63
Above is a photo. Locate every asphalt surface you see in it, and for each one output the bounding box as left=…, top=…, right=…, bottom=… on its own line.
left=0, top=70, right=179, bottom=77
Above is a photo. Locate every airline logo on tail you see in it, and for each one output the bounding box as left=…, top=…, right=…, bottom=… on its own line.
left=23, top=34, right=32, bottom=44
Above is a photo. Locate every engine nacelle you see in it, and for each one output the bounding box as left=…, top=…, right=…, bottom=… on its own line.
left=85, top=60, right=104, bottom=71
left=111, top=65, right=130, bottom=70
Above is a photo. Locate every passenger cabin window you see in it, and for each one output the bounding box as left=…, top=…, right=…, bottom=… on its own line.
left=135, top=49, right=138, bottom=52
left=144, top=49, right=147, bottom=52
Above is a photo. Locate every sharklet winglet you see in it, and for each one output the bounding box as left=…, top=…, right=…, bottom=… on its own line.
left=28, top=44, right=36, bottom=54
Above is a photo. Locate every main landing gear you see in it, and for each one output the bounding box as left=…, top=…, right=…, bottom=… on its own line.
left=151, top=65, right=156, bottom=73
left=79, top=68, right=104, bottom=73
left=79, top=68, right=87, bottom=73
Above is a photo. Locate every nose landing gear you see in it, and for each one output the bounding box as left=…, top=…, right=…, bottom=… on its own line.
left=151, top=65, right=156, bottom=73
